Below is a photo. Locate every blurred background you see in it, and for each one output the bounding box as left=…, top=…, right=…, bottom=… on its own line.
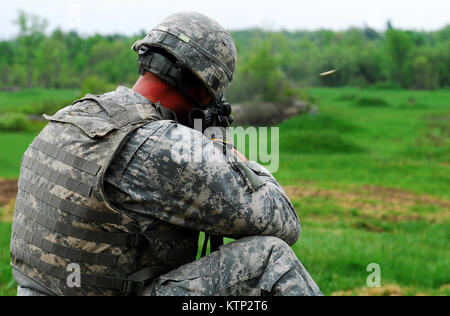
left=0, top=0, right=449, bottom=296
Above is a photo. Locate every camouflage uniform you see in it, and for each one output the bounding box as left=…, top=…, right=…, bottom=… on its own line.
left=12, top=86, right=322, bottom=296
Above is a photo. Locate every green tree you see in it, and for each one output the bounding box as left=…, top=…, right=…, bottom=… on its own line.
left=412, top=56, right=439, bottom=90
left=0, top=41, right=14, bottom=86
left=34, top=30, right=72, bottom=88
left=13, top=10, right=48, bottom=88
left=1, top=12, right=449, bottom=91
left=385, top=29, right=414, bottom=88
left=227, top=36, right=294, bottom=103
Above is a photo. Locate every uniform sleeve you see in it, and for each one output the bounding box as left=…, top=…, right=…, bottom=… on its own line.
left=135, top=122, right=301, bottom=246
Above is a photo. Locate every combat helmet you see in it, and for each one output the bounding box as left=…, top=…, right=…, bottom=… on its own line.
left=132, top=12, right=237, bottom=103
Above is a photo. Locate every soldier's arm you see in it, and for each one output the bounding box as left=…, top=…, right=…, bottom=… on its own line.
left=144, top=123, right=301, bottom=246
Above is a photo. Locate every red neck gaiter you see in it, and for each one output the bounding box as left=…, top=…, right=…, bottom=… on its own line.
left=132, top=72, right=195, bottom=119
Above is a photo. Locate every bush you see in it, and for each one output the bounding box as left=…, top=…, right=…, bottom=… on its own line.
left=335, top=94, right=358, bottom=102
left=368, top=81, right=402, bottom=90
left=80, top=76, right=116, bottom=97
left=227, top=37, right=296, bottom=104
left=412, top=56, right=439, bottom=90
left=354, top=97, right=391, bottom=107
left=20, top=98, right=74, bottom=116
left=282, top=114, right=360, bottom=133
left=280, top=130, right=364, bottom=154
left=0, top=112, right=32, bottom=132
left=232, top=99, right=309, bottom=126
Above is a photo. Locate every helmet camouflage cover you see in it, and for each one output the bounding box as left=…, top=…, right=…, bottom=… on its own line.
left=132, top=12, right=237, bottom=101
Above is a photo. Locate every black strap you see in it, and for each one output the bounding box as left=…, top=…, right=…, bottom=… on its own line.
left=201, top=234, right=210, bottom=258
left=22, top=155, right=92, bottom=198
left=210, top=236, right=224, bottom=253
left=15, top=198, right=140, bottom=247
left=125, top=266, right=171, bottom=293
left=141, top=230, right=196, bottom=242
left=200, top=234, right=224, bottom=258
left=147, top=247, right=195, bottom=263
left=12, top=222, right=119, bottom=267
left=30, top=138, right=101, bottom=176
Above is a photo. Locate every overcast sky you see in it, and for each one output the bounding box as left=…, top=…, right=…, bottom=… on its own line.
left=1, top=0, right=449, bottom=39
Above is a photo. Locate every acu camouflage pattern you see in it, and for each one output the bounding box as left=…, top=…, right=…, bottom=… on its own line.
left=143, top=236, right=322, bottom=296
left=104, top=119, right=301, bottom=246
left=10, top=86, right=198, bottom=296
left=132, top=12, right=237, bottom=100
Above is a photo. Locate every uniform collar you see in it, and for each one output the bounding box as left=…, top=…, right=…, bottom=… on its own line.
left=115, top=86, right=152, bottom=105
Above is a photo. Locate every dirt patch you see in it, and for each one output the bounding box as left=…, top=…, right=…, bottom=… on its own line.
left=331, top=284, right=404, bottom=296
left=284, top=185, right=450, bottom=223
left=331, top=283, right=450, bottom=296
left=363, top=186, right=450, bottom=209
left=0, top=179, right=17, bottom=222
left=0, top=199, right=15, bottom=222
left=0, top=179, right=17, bottom=206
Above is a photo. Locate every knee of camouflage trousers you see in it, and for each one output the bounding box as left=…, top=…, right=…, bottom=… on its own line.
left=141, top=236, right=323, bottom=296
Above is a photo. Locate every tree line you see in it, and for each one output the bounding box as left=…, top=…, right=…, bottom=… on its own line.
left=1, top=11, right=449, bottom=100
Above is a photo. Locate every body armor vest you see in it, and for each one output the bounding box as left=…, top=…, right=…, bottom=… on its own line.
left=10, top=94, right=197, bottom=296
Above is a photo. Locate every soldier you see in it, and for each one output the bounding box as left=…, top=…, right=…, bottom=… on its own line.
left=11, top=12, right=322, bottom=296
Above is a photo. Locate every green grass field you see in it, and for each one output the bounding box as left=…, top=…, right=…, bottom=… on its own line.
left=0, top=223, right=14, bottom=296
left=0, top=133, right=38, bottom=179
left=0, top=89, right=79, bottom=114
left=0, top=87, right=448, bottom=296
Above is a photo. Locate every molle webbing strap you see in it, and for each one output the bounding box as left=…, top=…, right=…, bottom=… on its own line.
left=12, top=221, right=119, bottom=267
left=18, top=178, right=123, bottom=225
left=75, top=95, right=144, bottom=128
left=30, top=138, right=101, bottom=176
left=12, top=242, right=170, bottom=293
left=12, top=245, right=129, bottom=293
left=22, top=155, right=92, bottom=198
left=14, top=197, right=140, bottom=247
